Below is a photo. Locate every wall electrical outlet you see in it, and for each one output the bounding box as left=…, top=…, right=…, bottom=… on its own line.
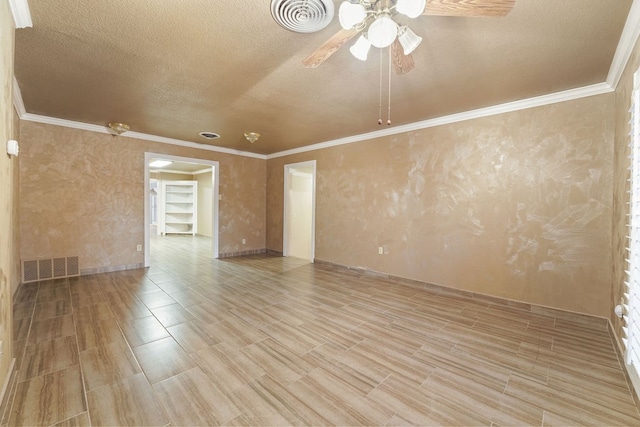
left=242, top=238, right=246, bottom=245
left=378, top=246, right=384, bottom=255
left=136, top=244, right=142, bottom=252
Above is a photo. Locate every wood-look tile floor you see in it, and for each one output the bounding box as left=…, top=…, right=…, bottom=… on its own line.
left=6, top=235, right=640, bottom=426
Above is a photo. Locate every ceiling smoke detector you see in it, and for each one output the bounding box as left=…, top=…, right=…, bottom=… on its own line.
left=271, top=0, right=334, bottom=33
left=199, top=131, right=220, bottom=140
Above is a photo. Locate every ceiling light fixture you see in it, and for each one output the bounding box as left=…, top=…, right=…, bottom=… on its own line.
left=367, top=13, right=397, bottom=48
left=397, top=25, right=422, bottom=55
left=349, top=34, right=372, bottom=60
left=396, top=0, right=426, bottom=18
left=244, top=132, right=260, bottom=143
left=339, top=0, right=424, bottom=60
left=107, top=122, right=130, bottom=136
left=339, top=1, right=366, bottom=29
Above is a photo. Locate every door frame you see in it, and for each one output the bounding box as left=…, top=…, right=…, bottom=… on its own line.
left=144, top=152, right=220, bottom=266
left=283, top=160, right=316, bottom=261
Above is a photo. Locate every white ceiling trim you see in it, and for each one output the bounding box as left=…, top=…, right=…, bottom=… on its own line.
left=12, top=77, right=26, bottom=116
left=150, top=167, right=212, bottom=175
left=14, top=83, right=613, bottom=162
left=267, top=82, right=613, bottom=159
left=8, top=0, right=32, bottom=28
left=191, top=168, right=213, bottom=175
left=608, top=0, right=640, bottom=88
left=19, top=112, right=267, bottom=160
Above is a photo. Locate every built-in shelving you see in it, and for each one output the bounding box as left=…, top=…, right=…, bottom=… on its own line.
left=160, top=181, right=197, bottom=235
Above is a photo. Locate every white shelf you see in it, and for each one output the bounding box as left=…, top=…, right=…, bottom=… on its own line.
left=159, top=180, right=197, bottom=236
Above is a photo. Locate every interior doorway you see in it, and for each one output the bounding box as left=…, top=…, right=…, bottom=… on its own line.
left=283, top=160, right=316, bottom=261
left=144, top=153, right=220, bottom=267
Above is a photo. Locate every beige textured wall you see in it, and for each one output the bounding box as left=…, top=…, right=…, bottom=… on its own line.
left=196, top=171, right=213, bottom=237
left=19, top=122, right=265, bottom=271
left=11, top=97, right=20, bottom=297
left=611, top=35, right=640, bottom=345
left=0, top=0, right=15, bottom=398
left=268, top=94, right=615, bottom=317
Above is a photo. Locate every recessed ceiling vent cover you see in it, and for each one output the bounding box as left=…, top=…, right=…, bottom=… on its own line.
left=270, top=0, right=335, bottom=33
left=199, top=132, right=220, bottom=140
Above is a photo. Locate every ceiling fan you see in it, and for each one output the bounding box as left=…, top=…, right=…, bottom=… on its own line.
left=272, top=0, right=515, bottom=75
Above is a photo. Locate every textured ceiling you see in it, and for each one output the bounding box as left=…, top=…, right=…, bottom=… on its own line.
left=14, top=0, right=632, bottom=155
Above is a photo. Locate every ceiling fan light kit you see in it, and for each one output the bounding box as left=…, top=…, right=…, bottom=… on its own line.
left=396, top=0, right=427, bottom=18
left=301, top=1, right=514, bottom=72
left=337, top=0, right=425, bottom=60
left=298, top=0, right=515, bottom=125
left=367, top=13, right=398, bottom=48
left=339, top=2, right=367, bottom=29
left=397, top=25, right=422, bottom=55
left=350, top=34, right=372, bottom=61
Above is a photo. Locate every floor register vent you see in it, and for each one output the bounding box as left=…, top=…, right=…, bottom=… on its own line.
left=22, top=256, right=80, bottom=283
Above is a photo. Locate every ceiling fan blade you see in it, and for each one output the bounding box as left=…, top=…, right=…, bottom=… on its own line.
left=302, top=28, right=360, bottom=68
left=391, top=39, right=415, bottom=75
left=423, top=0, right=515, bottom=17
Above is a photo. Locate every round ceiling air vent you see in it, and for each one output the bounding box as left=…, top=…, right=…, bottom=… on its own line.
left=270, top=0, right=335, bottom=33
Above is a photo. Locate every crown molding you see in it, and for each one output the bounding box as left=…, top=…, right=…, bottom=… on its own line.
left=15, top=82, right=613, bottom=162
left=13, top=79, right=265, bottom=160
left=19, top=113, right=267, bottom=160
left=150, top=167, right=212, bottom=175
left=192, top=167, right=214, bottom=175
left=267, top=82, right=613, bottom=159
left=8, top=0, right=32, bottom=28
left=13, top=81, right=614, bottom=163
left=607, top=0, right=640, bottom=88
left=12, top=77, right=26, bottom=116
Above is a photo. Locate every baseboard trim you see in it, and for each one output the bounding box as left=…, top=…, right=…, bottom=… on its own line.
left=218, top=248, right=267, bottom=259
left=608, top=320, right=640, bottom=411
left=0, top=358, right=16, bottom=425
left=313, top=258, right=608, bottom=328
left=80, top=263, right=145, bottom=275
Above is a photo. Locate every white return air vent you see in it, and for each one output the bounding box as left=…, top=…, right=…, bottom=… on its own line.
left=22, top=256, right=80, bottom=283
left=270, top=0, right=334, bottom=33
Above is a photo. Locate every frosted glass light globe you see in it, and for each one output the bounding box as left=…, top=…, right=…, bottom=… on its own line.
left=367, top=15, right=398, bottom=48
left=396, top=0, right=426, bottom=19
left=350, top=35, right=371, bottom=60
left=338, top=1, right=366, bottom=29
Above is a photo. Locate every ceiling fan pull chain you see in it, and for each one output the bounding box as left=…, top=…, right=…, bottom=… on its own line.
left=378, top=46, right=383, bottom=125
left=387, top=46, right=392, bottom=125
